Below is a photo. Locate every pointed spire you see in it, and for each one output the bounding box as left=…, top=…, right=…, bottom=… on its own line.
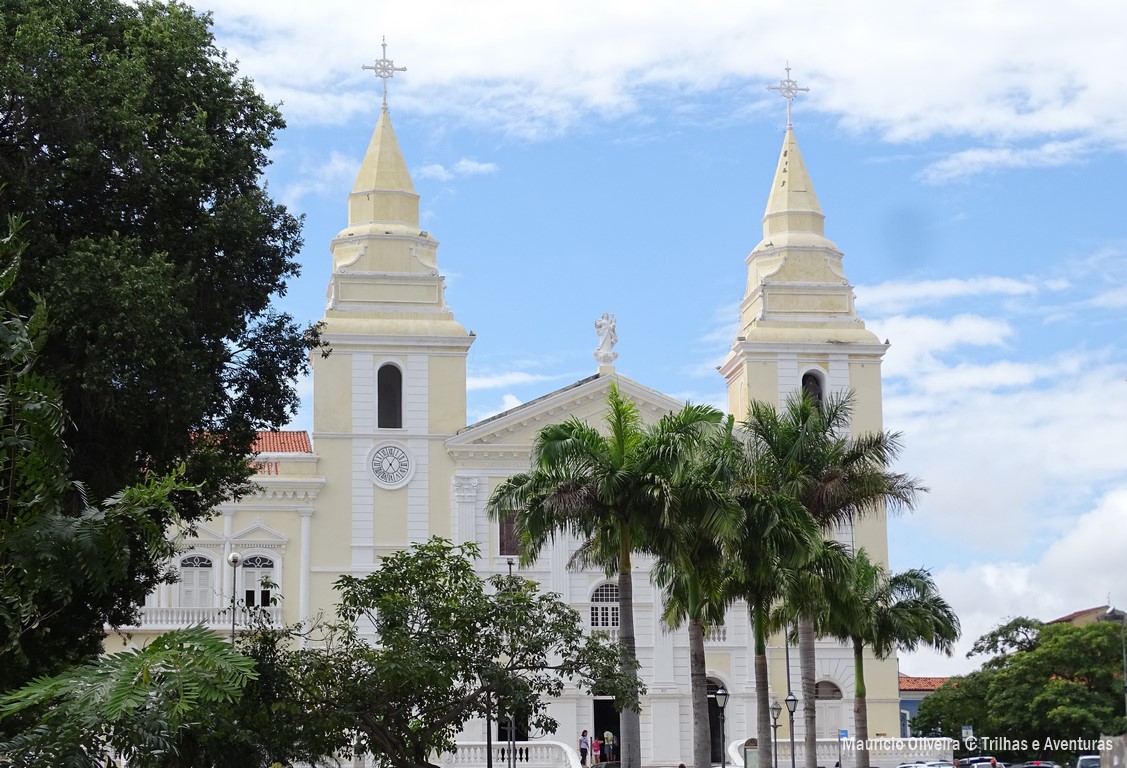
left=348, top=108, right=419, bottom=227
left=762, top=126, right=825, bottom=238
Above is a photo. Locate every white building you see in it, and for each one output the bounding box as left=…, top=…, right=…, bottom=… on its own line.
left=118, top=83, right=901, bottom=767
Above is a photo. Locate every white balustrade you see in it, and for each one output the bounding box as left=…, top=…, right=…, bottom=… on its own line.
left=437, top=741, right=580, bottom=768
left=130, top=605, right=283, bottom=631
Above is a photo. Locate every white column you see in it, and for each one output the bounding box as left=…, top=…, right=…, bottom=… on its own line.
left=452, top=476, right=480, bottom=546
left=299, top=508, right=313, bottom=631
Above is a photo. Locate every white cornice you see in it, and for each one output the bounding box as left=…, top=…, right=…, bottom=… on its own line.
left=449, top=374, right=684, bottom=448
left=318, top=333, right=474, bottom=352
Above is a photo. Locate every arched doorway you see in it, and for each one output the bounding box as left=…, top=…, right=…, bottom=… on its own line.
left=707, top=678, right=725, bottom=764
left=815, top=680, right=844, bottom=738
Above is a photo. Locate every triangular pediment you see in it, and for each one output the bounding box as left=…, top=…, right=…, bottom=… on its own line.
left=448, top=372, right=689, bottom=453
left=232, top=518, right=288, bottom=544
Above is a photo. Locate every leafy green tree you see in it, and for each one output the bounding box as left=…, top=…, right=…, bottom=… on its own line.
left=0, top=625, right=258, bottom=768
left=0, top=218, right=193, bottom=692
left=967, top=616, right=1042, bottom=664
left=741, top=391, right=924, bottom=768
left=820, top=549, right=959, bottom=768
left=241, top=538, right=638, bottom=768
left=914, top=618, right=1125, bottom=764
left=488, top=384, right=722, bottom=768
left=0, top=0, right=323, bottom=685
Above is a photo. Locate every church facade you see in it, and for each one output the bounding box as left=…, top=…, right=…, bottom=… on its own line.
left=120, top=85, right=902, bottom=766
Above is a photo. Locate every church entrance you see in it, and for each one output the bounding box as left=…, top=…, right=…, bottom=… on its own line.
left=708, top=678, right=724, bottom=764
left=593, top=698, right=621, bottom=764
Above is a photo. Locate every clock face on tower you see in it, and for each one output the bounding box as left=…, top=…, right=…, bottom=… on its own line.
left=367, top=442, right=414, bottom=489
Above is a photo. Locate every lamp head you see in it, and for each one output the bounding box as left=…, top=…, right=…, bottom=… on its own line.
left=715, top=686, right=729, bottom=709
left=227, top=551, right=242, bottom=567
left=770, top=700, right=782, bottom=720
left=784, top=692, right=798, bottom=714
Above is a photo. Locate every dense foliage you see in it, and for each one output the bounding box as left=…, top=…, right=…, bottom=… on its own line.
left=0, top=219, right=193, bottom=692
left=0, top=0, right=322, bottom=686
left=1, top=539, right=637, bottom=768
left=0, top=626, right=257, bottom=768
left=914, top=618, right=1126, bottom=763
left=236, top=538, right=638, bottom=768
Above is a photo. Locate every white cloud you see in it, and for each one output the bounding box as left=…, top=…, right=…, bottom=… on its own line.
left=867, top=313, right=1014, bottom=378
left=414, top=158, right=498, bottom=182
left=467, top=371, right=556, bottom=390
left=468, top=393, right=526, bottom=424
left=453, top=158, right=498, bottom=176
left=415, top=164, right=453, bottom=181
left=280, top=150, right=357, bottom=209
left=1089, top=287, right=1127, bottom=308
left=918, top=139, right=1091, bottom=184
left=857, top=277, right=1040, bottom=316
left=900, top=488, right=1127, bottom=677
left=195, top=1, right=1127, bottom=166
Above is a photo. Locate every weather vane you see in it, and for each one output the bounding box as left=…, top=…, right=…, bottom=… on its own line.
left=767, top=63, right=809, bottom=128
left=362, top=37, right=406, bottom=111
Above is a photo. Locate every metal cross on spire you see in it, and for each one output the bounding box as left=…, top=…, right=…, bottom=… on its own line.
left=767, top=63, right=809, bottom=128
left=362, top=37, right=407, bottom=111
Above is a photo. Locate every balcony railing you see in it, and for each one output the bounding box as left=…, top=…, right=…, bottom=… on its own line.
left=438, top=741, right=580, bottom=768
left=588, top=626, right=619, bottom=643
left=128, top=605, right=283, bottom=631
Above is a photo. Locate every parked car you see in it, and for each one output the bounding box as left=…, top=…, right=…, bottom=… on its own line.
left=1077, top=756, right=1100, bottom=768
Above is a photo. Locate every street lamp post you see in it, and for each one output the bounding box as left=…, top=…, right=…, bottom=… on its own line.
left=716, top=686, right=730, bottom=768
left=770, top=700, right=782, bottom=768
left=226, top=551, right=242, bottom=644
left=785, top=692, right=798, bottom=768
left=485, top=690, right=493, bottom=768
left=505, top=558, right=515, bottom=768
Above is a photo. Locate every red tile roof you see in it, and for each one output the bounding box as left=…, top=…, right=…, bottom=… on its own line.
left=1047, top=605, right=1107, bottom=624
left=252, top=431, right=312, bottom=454
left=899, top=674, right=950, bottom=691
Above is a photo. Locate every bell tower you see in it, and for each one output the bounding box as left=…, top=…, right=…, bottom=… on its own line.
left=717, top=68, right=899, bottom=736
left=310, top=41, right=473, bottom=592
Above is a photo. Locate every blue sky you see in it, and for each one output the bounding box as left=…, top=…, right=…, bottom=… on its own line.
left=194, top=1, right=1127, bottom=676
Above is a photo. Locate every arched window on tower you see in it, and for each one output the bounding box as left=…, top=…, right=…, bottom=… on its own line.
left=377, top=364, right=403, bottom=428
left=801, top=371, right=824, bottom=408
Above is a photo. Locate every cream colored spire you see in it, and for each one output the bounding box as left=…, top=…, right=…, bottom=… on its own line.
left=762, top=126, right=825, bottom=239
left=348, top=108, right=419, bottom=227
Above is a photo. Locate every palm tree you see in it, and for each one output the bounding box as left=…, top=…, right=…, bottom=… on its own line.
left=725, top=484, right=826, bottom=768
left=487, top=383, right=723, bottom=768
left=820, top=549, right=960, bottom=768
left=742, top=390, right=925, bottom=768
left=651, top=415, right=744, bottom=768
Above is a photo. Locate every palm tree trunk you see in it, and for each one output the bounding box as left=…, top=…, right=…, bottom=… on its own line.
left=618, top=532, right=641, bottom=768
left=753, top=606, right=773, bottom=768
left=689, top=618, right=711, bottom=768
left=798, top=618, right=817, bottom=768
left=852, top=638, right=869, bottom=768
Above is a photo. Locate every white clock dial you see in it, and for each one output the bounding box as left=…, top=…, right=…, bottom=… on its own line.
left=368, top=443, right=413, bottom=488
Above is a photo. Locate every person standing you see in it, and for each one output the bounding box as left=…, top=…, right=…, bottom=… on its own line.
left=579, top=730, right=590, bottom=767
left=602, top=731, right=616, bottom=762
left=592, top=736, right=602, bottom=764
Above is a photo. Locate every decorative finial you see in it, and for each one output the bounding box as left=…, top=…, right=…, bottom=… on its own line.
left=362, top=37, right=407, bottom=111
left=767, top=62, right=809, bottom=128
left=594, top=313, right=618, bottom=367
